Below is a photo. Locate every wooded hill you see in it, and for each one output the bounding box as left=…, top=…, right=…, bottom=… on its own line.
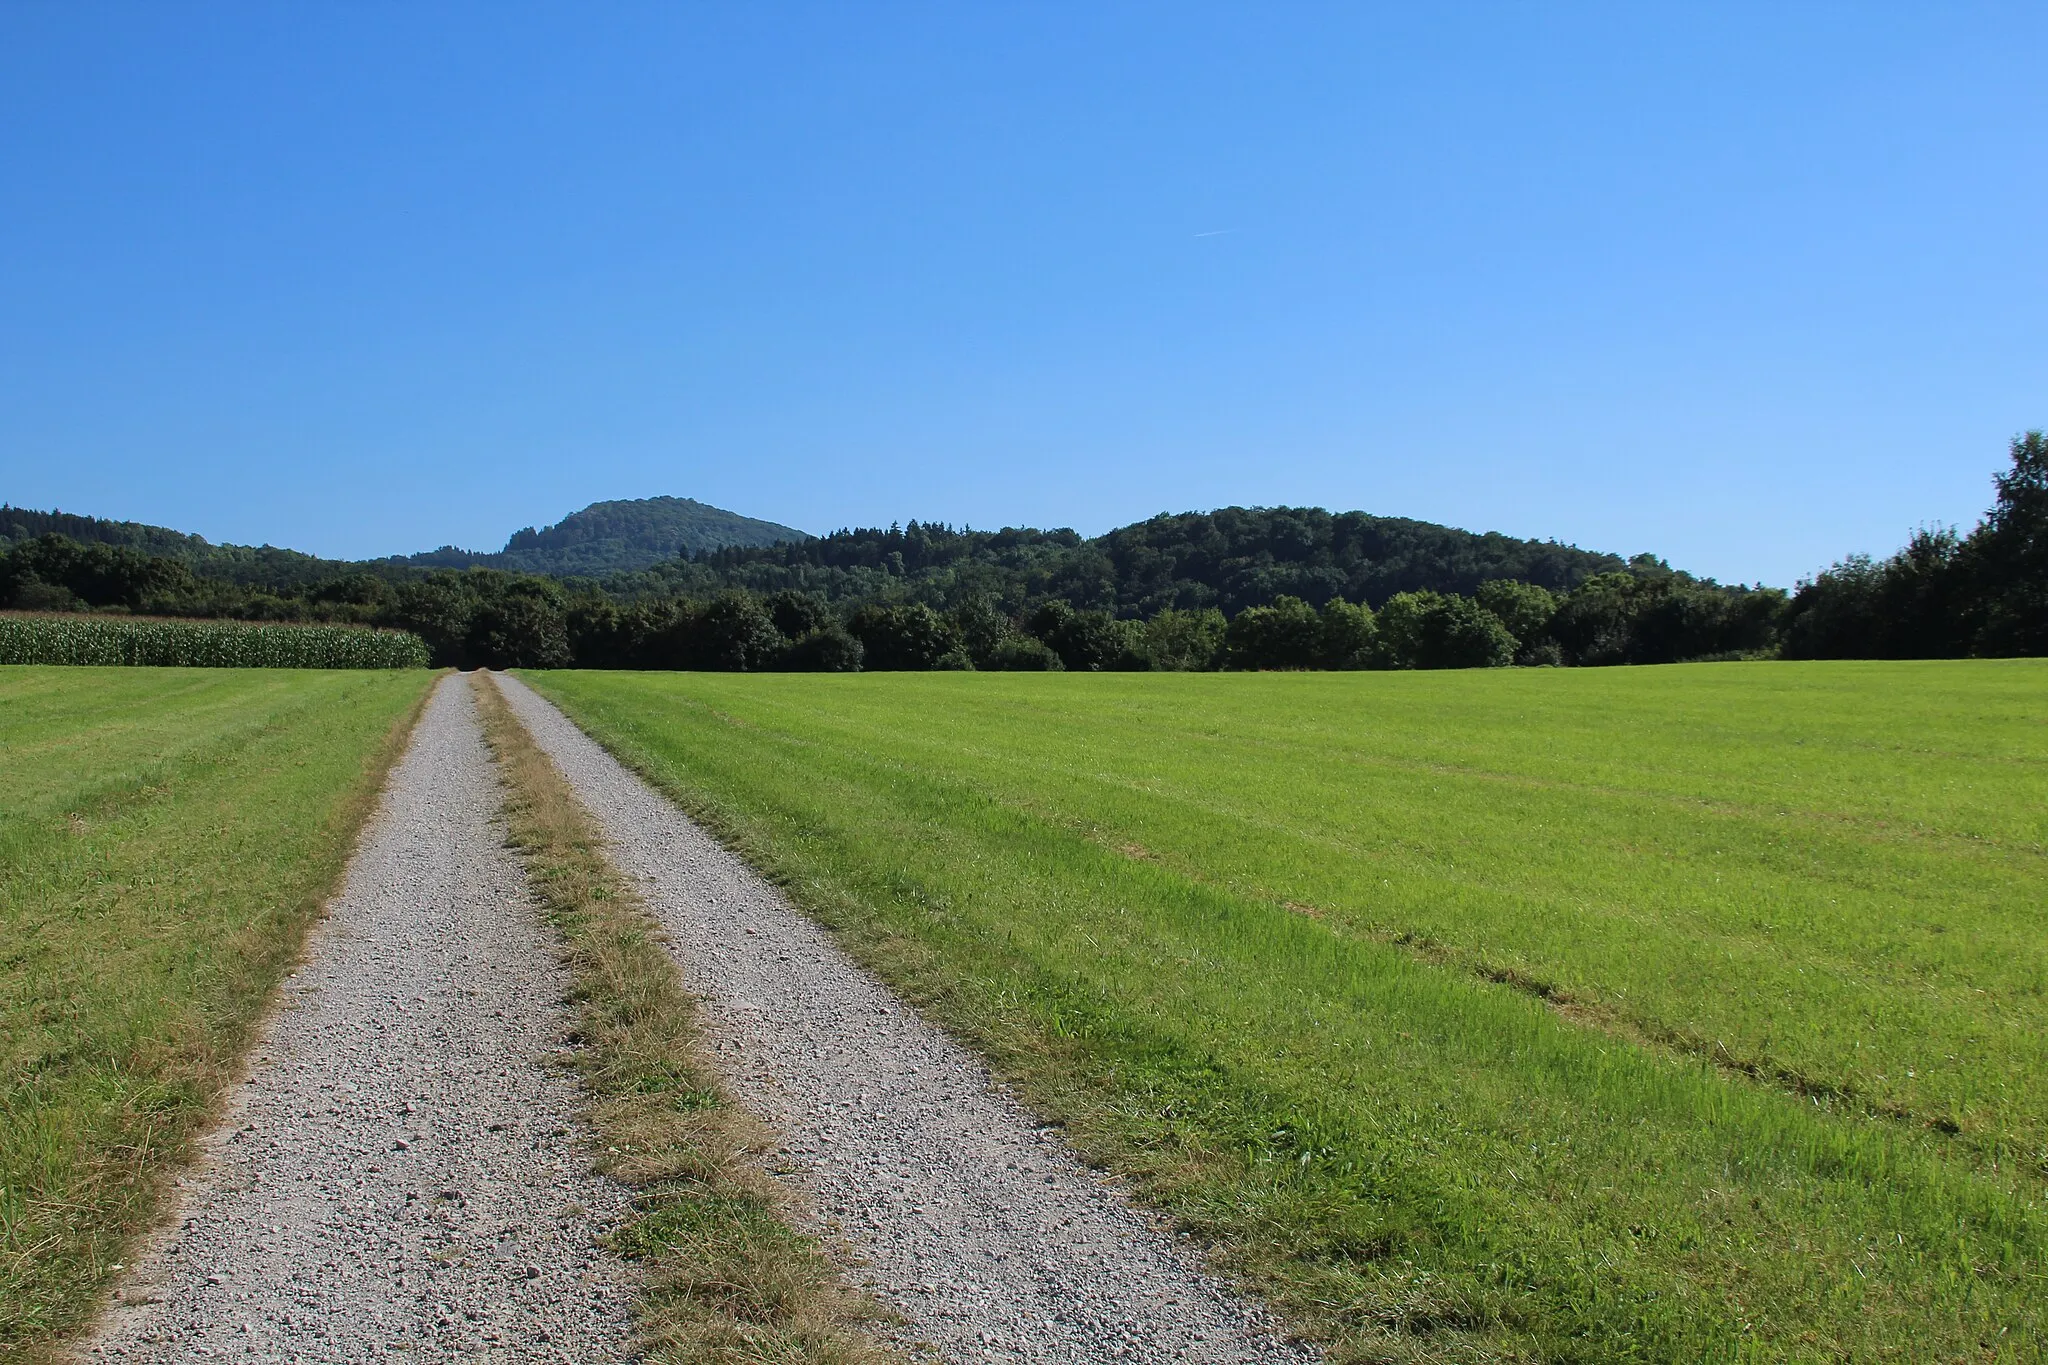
left=617, top=507, right=1635, bottom=616
left=0, top=494, right=807, bottom=583
left=5, top=432, right=2041, bottom=670
left=0, top=505, right=348, bottom=587
left=403, top=496, right=807, bottom=575
left=0, top=497, right=1779, bottom=672
left=0, top=498, right=1634, bottom=615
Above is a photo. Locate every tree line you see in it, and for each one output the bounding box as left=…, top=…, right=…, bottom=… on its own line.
left=3, top=434, right=2040, bottom=670
left=1776, top=432, right=2046, bottom=659
left=614, top=504, right=1635, bottom=616
left=0, top=534, right=1783, bottom=671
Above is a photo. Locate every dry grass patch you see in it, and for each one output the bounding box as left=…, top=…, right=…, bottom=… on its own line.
left=471, top=671, right=901, bottom=1365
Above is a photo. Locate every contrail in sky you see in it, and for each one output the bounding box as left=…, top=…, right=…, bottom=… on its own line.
left=1193, top=229, right=1237, bottom=238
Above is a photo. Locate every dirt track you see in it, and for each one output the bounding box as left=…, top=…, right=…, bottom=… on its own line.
left=84, top=672, right=1309, bottom=1363
left=496, top=673, right=1310, bottom=1365
left=86, top=676, right=634, bottom=1363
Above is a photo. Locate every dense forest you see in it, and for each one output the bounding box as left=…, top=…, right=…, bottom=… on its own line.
left=4, top=434, right=2041, bottom=670
left=0, top=505, right=352, bottom=588
left=614, top=507, right=1637, bottom=615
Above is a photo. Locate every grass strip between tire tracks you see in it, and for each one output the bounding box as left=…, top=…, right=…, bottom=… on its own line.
left=472, top=671, right=902, bottom=1365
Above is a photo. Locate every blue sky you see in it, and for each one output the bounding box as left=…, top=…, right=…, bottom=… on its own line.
left=2, top=3, right=2042, bottom=585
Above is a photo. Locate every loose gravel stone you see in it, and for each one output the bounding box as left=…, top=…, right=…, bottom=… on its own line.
left=87, top=675, right=634, bottom=1364
left=496, top=674, right=1314, bottom=1365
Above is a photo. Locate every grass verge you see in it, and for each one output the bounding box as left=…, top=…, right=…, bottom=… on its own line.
left=0, top=665, right=437, bottom=1360
left=471, top=671, right=901, bottom=1365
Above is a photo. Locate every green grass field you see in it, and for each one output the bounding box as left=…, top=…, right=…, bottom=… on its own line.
left=526, top=661, right=2048, bottom=1363
left=0, top=665, right=433, bottom=1355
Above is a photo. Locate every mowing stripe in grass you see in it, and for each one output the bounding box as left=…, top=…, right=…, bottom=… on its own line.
left=471, top=671, right=901, bottom=1365
left=523, top=666, right=2047, bottom=1364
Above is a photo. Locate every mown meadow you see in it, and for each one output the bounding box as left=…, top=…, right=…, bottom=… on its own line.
left=527, top=661, right=2048, bottom=1363
left=0, top=665, right=434, bottom=1356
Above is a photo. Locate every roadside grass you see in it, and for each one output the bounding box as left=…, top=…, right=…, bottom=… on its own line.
left=523, top=661, right=2048, bottom=1363
left=0, top=665, right=435, bottom=1358
left=471, top=671, right=901, bottom=1365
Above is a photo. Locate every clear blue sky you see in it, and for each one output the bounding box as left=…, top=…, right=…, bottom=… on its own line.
left=3, top=3, right=2042, bottom=585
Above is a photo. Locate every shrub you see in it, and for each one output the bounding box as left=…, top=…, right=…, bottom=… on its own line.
left=1375, top=591, right=1516, bottom=669
left=950, top=596, right=1016, bottom=668
left=9, top=579, right=85, bottom=612
left=1141, top=607, right=1226, bottom=671
left=1028, top=602, right=1141, bottom=671
left=0, top=534, right=196, bottom=610
left=988, top=636, right=1065, bottom=671
left=764, top=590, right=831, bottom=641
left=307, top=572, right=397, bottom=609
left=1474, top=580, right=1559, bottom=647
left=1553, top=573, right=1786, bottom=666
left=466, top=580, right=572, bottom=669
left=1224, top=596, right=1324, bottom=670
left=1542, top=575, right=1637, bottom=666
left=1319, top=598, right=1378, bottom=669
left=0, top=614, right=430, bottom=668
left=849, top=603, right=961, bottom=670
left=779, top=626, right=866, bottom=672
left=684, top=593, right=786, bottom=671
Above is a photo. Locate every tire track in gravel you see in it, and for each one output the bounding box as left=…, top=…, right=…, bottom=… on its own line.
left=495, top=674, right=1314, bottom=1365
left=85, top=674, right=635, bottom=1364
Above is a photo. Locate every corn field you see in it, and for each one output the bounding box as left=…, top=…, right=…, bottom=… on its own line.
left=0, top=614, right=431, bottom=668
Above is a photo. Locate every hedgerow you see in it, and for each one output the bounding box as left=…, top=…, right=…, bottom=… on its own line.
left=0, top=613, right=430, bottom=668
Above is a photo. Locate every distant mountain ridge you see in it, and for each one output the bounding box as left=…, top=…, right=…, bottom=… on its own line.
left=0, top=496, right=810, bottom=582
left=405, top=496, right=808, bottom=575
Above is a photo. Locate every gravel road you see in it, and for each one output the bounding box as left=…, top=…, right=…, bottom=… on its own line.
left=86, top=675, right=634, bottom=1364
left=495, top=674, right=1313, bottom=1365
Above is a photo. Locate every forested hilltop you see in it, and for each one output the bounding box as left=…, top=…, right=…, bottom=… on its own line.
left=404, top=496, right=807, bottom=575
left=4, top=434, right=2041, bottom=670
